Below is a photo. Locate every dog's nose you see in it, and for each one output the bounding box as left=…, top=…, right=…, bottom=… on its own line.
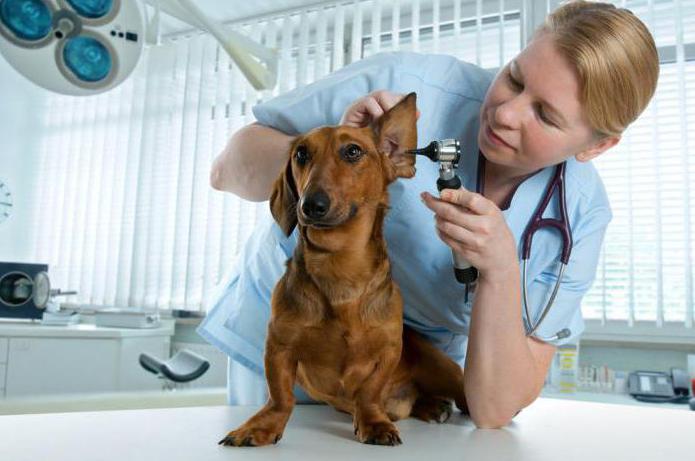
left=302, top=191, right=331, bottom=219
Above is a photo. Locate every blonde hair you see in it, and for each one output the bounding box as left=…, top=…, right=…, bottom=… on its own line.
left=535, top=0, right=659, bottom=137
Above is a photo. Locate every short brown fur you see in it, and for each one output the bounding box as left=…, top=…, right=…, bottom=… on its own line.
left=219, top=93, right=468, bottom=447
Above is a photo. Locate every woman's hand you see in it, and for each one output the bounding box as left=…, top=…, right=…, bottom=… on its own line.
left=421, top=188, right=518, bottom=282
left=340, top=90, right=420, bottom=127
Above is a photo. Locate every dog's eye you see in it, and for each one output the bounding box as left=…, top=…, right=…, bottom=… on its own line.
left=342, top=144, right=363, bottom=162
left=295, top=145, right=309, bottom=165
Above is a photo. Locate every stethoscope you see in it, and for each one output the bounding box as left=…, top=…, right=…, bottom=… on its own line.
left=477, top=151, right=573, bottom=342
left=408, top=140, right=573, bottom=342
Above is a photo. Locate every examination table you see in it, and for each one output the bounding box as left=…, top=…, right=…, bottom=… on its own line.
left=0, top=397, right=693, bottom=461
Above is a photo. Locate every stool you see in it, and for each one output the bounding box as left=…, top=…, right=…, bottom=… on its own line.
left=139, top=349, right=210, bottom=391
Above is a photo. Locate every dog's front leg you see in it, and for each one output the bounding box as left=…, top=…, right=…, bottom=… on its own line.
left=219, top=341, right=297, bottom=447
left=350, top=345, right=403, bottom=446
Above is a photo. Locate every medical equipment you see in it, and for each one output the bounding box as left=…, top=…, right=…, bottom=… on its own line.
left=520, top=159, right=572, bottom=342
left=95, top=307, right=161, bottom=329
left=0, top=261, right=51, bottom=318
left=139, top=348, right=210, bottom=390
left=0, top=0, right=145, bottom=95
left=142, top=0, right=277, bottom=91
left=0, top=0, right=278, bottom=96
left=406, top=139, right=479, bottom=301
left=408, top=138, right=573, bottom=342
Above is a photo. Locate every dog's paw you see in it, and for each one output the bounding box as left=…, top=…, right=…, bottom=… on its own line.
left=218, top=426, right=283, bottom=447
left=411, top=396, right=453, bottom=423
left=355, top=421, right=402, bottom=446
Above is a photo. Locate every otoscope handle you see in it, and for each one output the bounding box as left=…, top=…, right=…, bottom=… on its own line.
left=437, top=176, right=461, bottom=191
left=454, top=265, right=479, bottom=284
left=409, top=138, right=479, bottom=295
left=436, top=178, right=479, bottom=287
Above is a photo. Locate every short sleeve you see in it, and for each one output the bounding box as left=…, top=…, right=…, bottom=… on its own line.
left=252, top=52, right=403, bottom=134
left=524, top=204, right=612, bottom=346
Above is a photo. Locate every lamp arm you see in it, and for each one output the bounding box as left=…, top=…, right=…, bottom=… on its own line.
left=144, top=0, right=278, bottom=90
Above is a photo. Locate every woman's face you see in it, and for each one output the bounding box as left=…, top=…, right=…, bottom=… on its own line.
left=478, top=32, right=617, bottom=178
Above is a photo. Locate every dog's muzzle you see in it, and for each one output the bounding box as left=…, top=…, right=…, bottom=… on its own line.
left=300, top=192, right=358, bottom=229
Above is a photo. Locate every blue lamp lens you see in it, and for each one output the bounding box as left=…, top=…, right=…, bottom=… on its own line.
left=66, top=0, right=113, bottom=19
left=0, top=0, right=52, bottom=41
left=63, top=36, right=112, bottom=82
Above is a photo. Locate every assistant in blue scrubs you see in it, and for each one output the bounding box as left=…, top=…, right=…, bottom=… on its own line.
left=197, top=51, right=611, bottom=405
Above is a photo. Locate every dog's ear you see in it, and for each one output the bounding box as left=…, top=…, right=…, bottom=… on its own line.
left=269, top=153, right=299, bottom=236
left=375, top=92, right=418, bottom=179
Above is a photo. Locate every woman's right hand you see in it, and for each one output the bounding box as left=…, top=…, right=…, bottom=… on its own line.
left=340, top=90, right=420, bottom=127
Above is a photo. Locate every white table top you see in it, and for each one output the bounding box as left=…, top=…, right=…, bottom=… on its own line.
left=1, top=398, right=693, bottom=461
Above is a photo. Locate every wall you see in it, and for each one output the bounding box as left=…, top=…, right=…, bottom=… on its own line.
left=580, top=342, right=695, bottom=376
left=0, top=55, right=51, bottom=263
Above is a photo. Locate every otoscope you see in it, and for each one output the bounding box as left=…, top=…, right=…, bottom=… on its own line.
left=406, top=139, right=479, bottom=301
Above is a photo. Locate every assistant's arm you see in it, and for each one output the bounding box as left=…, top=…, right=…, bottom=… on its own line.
left=210, top=122, right=294, bottom=202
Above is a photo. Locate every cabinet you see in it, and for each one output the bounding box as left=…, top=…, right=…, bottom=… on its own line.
left=0, top=322, right=174, bottom=398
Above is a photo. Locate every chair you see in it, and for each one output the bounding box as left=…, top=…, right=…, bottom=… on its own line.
left=139, top=349, right=210, bottom=391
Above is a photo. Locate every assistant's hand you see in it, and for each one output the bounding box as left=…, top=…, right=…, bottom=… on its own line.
left=421, top=188, right=518, bottom=282
left=340, top=90, right=420, bottom=127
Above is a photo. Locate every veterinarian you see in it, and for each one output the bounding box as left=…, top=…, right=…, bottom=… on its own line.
left=198, top=0, right=658, bottom=428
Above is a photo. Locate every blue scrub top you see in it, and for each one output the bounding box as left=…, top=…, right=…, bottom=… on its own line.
left=197, top=51, right=612, bottom=378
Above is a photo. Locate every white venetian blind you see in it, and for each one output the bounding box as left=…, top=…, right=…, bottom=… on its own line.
left=32, top=32, right=270, bottom=311
left=30, top=0, right=516, bottom=312
left=583, top=0, right=695, bottom=329
left=359, top=0, right=522, bottom=66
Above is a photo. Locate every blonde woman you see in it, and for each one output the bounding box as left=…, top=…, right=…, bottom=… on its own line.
left=199, top=1, right=659, bottom=428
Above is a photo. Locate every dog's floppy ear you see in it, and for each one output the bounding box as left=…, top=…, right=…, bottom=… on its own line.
left=375, top=92, right=418, bottom=179
left=269, top=153, right=299, bottom=236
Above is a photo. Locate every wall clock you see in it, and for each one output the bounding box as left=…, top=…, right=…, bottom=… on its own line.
left=0, top=180, right=12, bottom=224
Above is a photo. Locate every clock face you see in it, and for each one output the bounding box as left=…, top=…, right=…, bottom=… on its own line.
left=0, top=180, right=11, bottom=224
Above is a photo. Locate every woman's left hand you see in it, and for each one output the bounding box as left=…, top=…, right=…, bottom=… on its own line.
left=421, top=188, right=518, bottom=282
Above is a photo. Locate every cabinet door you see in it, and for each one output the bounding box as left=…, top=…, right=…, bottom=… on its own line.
left=0, top=362, right=6, bottom=396
left=0, top=338, right=7, bottom=398
left=6, top=338, right=118, bottom=397
left=0, top=337, right=8, bottom=363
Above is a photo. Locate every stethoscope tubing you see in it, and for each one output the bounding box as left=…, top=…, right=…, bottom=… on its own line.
left=522, top=259, right=567, bottom=337
left=476, top=151, right=572, bottom=340
left=522, top=161, right=573, bottom=265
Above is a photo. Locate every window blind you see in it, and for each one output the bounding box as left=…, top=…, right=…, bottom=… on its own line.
left=583, top=0, right=695, bottom=329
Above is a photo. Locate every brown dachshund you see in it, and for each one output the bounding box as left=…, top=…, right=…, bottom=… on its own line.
left=219, top=93, right=467, bottom=447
